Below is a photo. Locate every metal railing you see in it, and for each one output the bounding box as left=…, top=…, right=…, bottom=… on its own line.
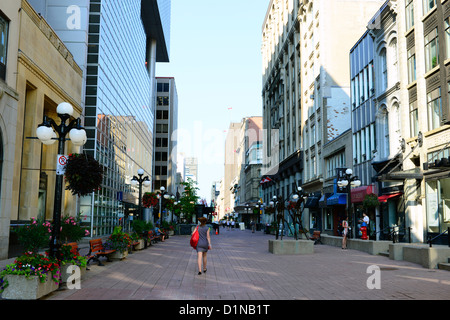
left=427, top=227, right=450, bottom=248
left=376, top=226, right=412, bottom=244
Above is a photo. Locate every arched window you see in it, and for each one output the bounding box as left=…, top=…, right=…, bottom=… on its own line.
left=380, top=48, right=387, bottom=91
left=389, top=38, right=398, bottom=86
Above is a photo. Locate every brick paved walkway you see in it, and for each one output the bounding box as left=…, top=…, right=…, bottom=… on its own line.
left=44, top=228, right=450, bottom=301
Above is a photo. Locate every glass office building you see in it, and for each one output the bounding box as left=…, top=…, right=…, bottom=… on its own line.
left=78, top=0, right=170, bottom=236
left=27, top=0, right=171, bottom=236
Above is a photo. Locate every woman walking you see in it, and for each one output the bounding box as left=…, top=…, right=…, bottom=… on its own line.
left=194, top=217, right=212, bottom=275
left=342, top=216, right=349, bottom=249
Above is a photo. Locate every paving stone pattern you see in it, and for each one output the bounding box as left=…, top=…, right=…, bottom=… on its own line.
left=43, top=228, right=450, bottom=300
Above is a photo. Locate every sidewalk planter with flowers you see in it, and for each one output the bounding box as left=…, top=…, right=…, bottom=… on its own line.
left=104, top=227, right=133, bottom=260
left=0, top=252, right=60, bottom=300
left=59, top=244, right=87, bottom=285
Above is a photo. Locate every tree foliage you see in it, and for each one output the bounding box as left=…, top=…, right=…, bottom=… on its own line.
left=178, top=178, right=199, bottom=222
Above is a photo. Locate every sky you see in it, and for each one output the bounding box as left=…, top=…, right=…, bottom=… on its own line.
left=156, top=0, right=271, bottom=203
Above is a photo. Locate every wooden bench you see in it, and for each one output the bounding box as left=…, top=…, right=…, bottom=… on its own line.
left=65, top=242, right=80, bottom=256
left=87, top=239, right=116, bottom=266
left=309, top=231, right=322, bottom=245
left=148, top=230, right=161, bottom=244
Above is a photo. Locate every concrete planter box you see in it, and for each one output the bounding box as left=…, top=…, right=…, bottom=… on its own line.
left=110, top=250, right=128, bottom=261
left=403, top=245, right=450, bottom=269
left=60, top=264, right=86, bottom=284
left=321, top=234, right=390, bottom=255
left=1, top=274, right=59, bottom=300
left=268, top=239, right=314, bottom=255
left=134, top=239, right=145, bottom=250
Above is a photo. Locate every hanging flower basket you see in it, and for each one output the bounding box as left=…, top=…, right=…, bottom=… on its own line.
left=142, top=192, right=159, bottom=208
left=363, top=193, right=380, bottom=209
left=65, top=153, right=103, bottom=197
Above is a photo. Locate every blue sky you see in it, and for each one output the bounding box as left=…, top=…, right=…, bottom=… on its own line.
left=156, top=0, right=271, bottom=202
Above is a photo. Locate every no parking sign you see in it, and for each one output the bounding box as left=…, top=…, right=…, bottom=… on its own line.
left=56, top=154, right=68, bottom=175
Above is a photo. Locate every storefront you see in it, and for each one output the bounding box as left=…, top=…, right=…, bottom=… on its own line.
left=425, top=176, right=450, bottom=244
left=325, top=193, right=347, bottom=236
left=422, top=147, right=450, bottom=245
left=351, top=185, right=376, bottom=239
left=305, top=193, right=321, bottom=232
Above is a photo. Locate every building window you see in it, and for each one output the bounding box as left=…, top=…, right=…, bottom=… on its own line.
left=405, top=0, right=414, bottom=30
left=157, top=96, right=169, bottom=106
left=156, top=110, right=169, bottom=119
left=389, top=38, right=398, bottom=85
left=155, top=152, right=168, bottom=162
left=380, top=48, right=388, bottom=91
left=369, top=62, right=374, bottom=95
left=156, top=124, right=168, bottom=133
left=446, top=18, right=450, bottom=60
left=423, top=0, right=436, bottom=15
left=157, top=82, right=169, bottom=92
left=407, top=47, right=416, bottom=83
left=427, top=87, right=442, bottom=130
left=424, top=28, right=439, bottom=72
left=0, top=13, right=9, bottom=81
left=410, top=100, right=419, bottom=137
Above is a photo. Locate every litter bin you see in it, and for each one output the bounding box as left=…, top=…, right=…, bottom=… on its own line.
left=239, top=222, right=245, bottom=230
left=265, top=224, right=271, bottom=234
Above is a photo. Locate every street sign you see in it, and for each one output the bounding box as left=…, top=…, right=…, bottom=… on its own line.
left=56, top=154, right=68, bottom=175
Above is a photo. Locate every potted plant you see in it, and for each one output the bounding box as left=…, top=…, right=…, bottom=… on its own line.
left=60, top=215, right=90, bottom=243
left=0, top=252, right=60, bottom=300
left=59, top=244, right=88, bottom=286
left=65, top=153, right=104, bottom=197
left=131, top=220, right=153, bottom=250
left=0, top=218, right=62, bottom=299
left=104, top=226, right=133, bottom=260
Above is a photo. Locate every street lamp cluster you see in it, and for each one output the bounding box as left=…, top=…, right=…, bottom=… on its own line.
left=35, top=102, right=87, bottom=259
left=337, top=168, right=361, bottom=238
left=131, top=169, right=151, bottom=221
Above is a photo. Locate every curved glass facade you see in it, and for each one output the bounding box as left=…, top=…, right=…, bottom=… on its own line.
left=80, top=0, right=155, bottom=236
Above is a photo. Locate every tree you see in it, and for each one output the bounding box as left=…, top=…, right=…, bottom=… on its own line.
left=178, top=178, right=200, bottom=222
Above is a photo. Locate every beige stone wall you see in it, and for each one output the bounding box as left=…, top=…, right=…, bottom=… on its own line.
left=10, top=0, right=83, bottom=224
left=0, top=0, right=22, bottom=259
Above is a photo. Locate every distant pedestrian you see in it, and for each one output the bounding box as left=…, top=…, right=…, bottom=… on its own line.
left=250, top=220, right=255, bottom=233
left=194, top=217, right=211, bottom=275
left=227, top=220, right=230, bottom=230
left=231, top=220, right=235, bottom=230
left=342, top=216, right=349, bottom=249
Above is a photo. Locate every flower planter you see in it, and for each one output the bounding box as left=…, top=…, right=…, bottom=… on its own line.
left=60, top=264, right=86, bottom=284
left=133, top=239, right=145, bottom=250
left=168, top=230, right=174, bottom=236
left=1, top=274, right=59, bottom=300
left=110, top=250, right=128, bottom=261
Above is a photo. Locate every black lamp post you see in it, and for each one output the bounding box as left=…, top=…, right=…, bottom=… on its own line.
left=337, top=168, right=361, bottom=238
left=158, top=186, right=168, bottom=222
left=35, top=102, right=87, bottom=259
left=130, top=169, right=151, bottom=221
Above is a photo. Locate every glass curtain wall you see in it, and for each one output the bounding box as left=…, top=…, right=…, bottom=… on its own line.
left=80, top=0, right=154, bottom=236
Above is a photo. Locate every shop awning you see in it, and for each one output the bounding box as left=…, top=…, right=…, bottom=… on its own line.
left=351, top=185, right=374, bottom=203
left=304, top=196, right=319, bottom=208
left=326, top=193, right=347, bottom=206
left=378, top=193, right=402, bottom=203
